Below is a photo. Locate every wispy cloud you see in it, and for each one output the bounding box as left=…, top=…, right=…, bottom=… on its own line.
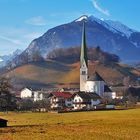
left=0, top=35, right=23, bottom=45
left=25, top=16, right=47, bottom=26
left=23, top=32, right=43, bottom=40
left=89, top=0, right=110, bottom=16
left=0, top=26, right=46, bottom=55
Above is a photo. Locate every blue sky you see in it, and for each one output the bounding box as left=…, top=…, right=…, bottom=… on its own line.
left=0, top=0, right=140, bottom=55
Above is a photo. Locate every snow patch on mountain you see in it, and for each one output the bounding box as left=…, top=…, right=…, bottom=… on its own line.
left=75, top=15, right=88, bottom=22
left=0, top=58, right=3, bottom=62
left=74, top=15, right=135, bottom=38
left=100, top=18, right=104, bottom=21
left=89, top=16, right=120, bottom=34
left=131, top=41, right=140, bottom=48
left=87, top=15, right=135, bottom=38
left=105, top=20, right=135, bottom=38
left=0, top=49, right=23, bottom=68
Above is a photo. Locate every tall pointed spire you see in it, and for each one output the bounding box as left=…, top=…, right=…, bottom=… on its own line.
left=80, top=22, right=88, bottom=67
left=80, top=22, right=88, bottom=92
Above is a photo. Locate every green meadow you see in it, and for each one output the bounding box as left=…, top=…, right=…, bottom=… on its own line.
left=0, top=109, right=140, bottom=140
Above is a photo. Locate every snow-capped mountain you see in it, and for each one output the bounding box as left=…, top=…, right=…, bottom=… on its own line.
left=76, top=15, right=135, bottom=38
left=75, top=15, right=88, bottom=22
left=7, top=15, right=140, bottom=67
left=0, top=49, right=23, bottom=67
left=104, top=20, right=135, bottom=38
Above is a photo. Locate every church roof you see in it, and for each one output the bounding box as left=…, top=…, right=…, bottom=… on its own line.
left=87, top=71, right=104, bottom=81
left=80, top=22, right=88, bottom=67
left=104, top=85, right=112, bottom=92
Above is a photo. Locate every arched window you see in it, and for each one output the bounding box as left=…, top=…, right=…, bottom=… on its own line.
left=82, top=71, right=86, bottom=75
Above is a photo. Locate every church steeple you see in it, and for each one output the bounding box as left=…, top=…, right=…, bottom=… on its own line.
left=80, top=22, right=88, bottom=67
left=80, top=22, right=88, bottom=92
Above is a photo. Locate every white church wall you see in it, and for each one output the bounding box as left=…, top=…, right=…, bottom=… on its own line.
left=86, top=81, right=104, bottom=96
left=80, top=60, right=88, bottom=92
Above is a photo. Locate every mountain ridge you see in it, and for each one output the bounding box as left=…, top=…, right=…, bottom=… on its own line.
left=8, top=15, right=140, bottom=68
left=1, top=15, right=140, bottom=88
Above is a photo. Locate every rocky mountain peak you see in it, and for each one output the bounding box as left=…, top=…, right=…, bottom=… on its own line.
left=4, top=15, right=140, bottom=68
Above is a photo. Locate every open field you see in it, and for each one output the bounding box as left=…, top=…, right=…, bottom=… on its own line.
left=0, top=109, right=140, bottom=140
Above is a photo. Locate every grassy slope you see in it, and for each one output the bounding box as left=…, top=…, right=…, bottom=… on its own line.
left=5, top=60, right=140, bottom=88
left=0, top=109, right=140, bottom=140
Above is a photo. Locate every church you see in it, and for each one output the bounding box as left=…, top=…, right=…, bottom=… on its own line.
left=73, top=22, right=114, bottom=110
left=46, top=22, right=115, bottom=111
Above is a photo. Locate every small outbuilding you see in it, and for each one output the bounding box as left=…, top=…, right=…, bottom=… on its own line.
left=0, top=118, right=8, bottom=127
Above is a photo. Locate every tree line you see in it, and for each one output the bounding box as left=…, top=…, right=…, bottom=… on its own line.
left=47, top=46, right=120, bottom=64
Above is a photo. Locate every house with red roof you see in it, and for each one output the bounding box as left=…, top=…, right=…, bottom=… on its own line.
left=48, top=92, right=73, bottom=110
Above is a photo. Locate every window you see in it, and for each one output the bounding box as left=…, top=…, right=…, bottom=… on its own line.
left=94, top=85, right=98, bottom=92
left=67, top=104, right=71, bottom=106
left=82, top=71, right=86, bottom=75
left=67, top=98, right=71, bottom=101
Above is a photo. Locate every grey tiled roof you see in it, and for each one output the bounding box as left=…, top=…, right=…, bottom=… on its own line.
left=87, top=71, right=104, bottom=81
left=75, top=92, right=101, bottom=99
left=104, top=85, right=112, bottom=92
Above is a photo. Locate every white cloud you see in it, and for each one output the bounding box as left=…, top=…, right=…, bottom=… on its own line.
left=0, top=26, right=46, bottom=55
left=25, top=16, right=47, bottom=26
left=0, top=35, right=23, bottom=45
left=23, top=32, right=43, bottom=40
left=90, top=0, right=110, bottom=16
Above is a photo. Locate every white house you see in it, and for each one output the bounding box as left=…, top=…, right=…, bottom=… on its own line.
left=104, top=85, right=114, bottom=100
left=73, top=92, right=101, bottom=110
left=20, top=88, right=45, bottom=101
left=20, top=88, right=33, bottom=98
left=33, top=91, right=44, bottom=101
left=48, top=92, right=73, bottom=109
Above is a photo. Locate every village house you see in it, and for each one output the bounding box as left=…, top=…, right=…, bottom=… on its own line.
left=104, top=85, right=115, bottom=100
left=20, top=88, right=33, bottom=99
left=33, top=91, right=44, bottom=101
left=48, top=92, right=73, bottom=110
left=73, top=92, right=101, bottom=110
left=20, top=88, right=45, bottom=101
